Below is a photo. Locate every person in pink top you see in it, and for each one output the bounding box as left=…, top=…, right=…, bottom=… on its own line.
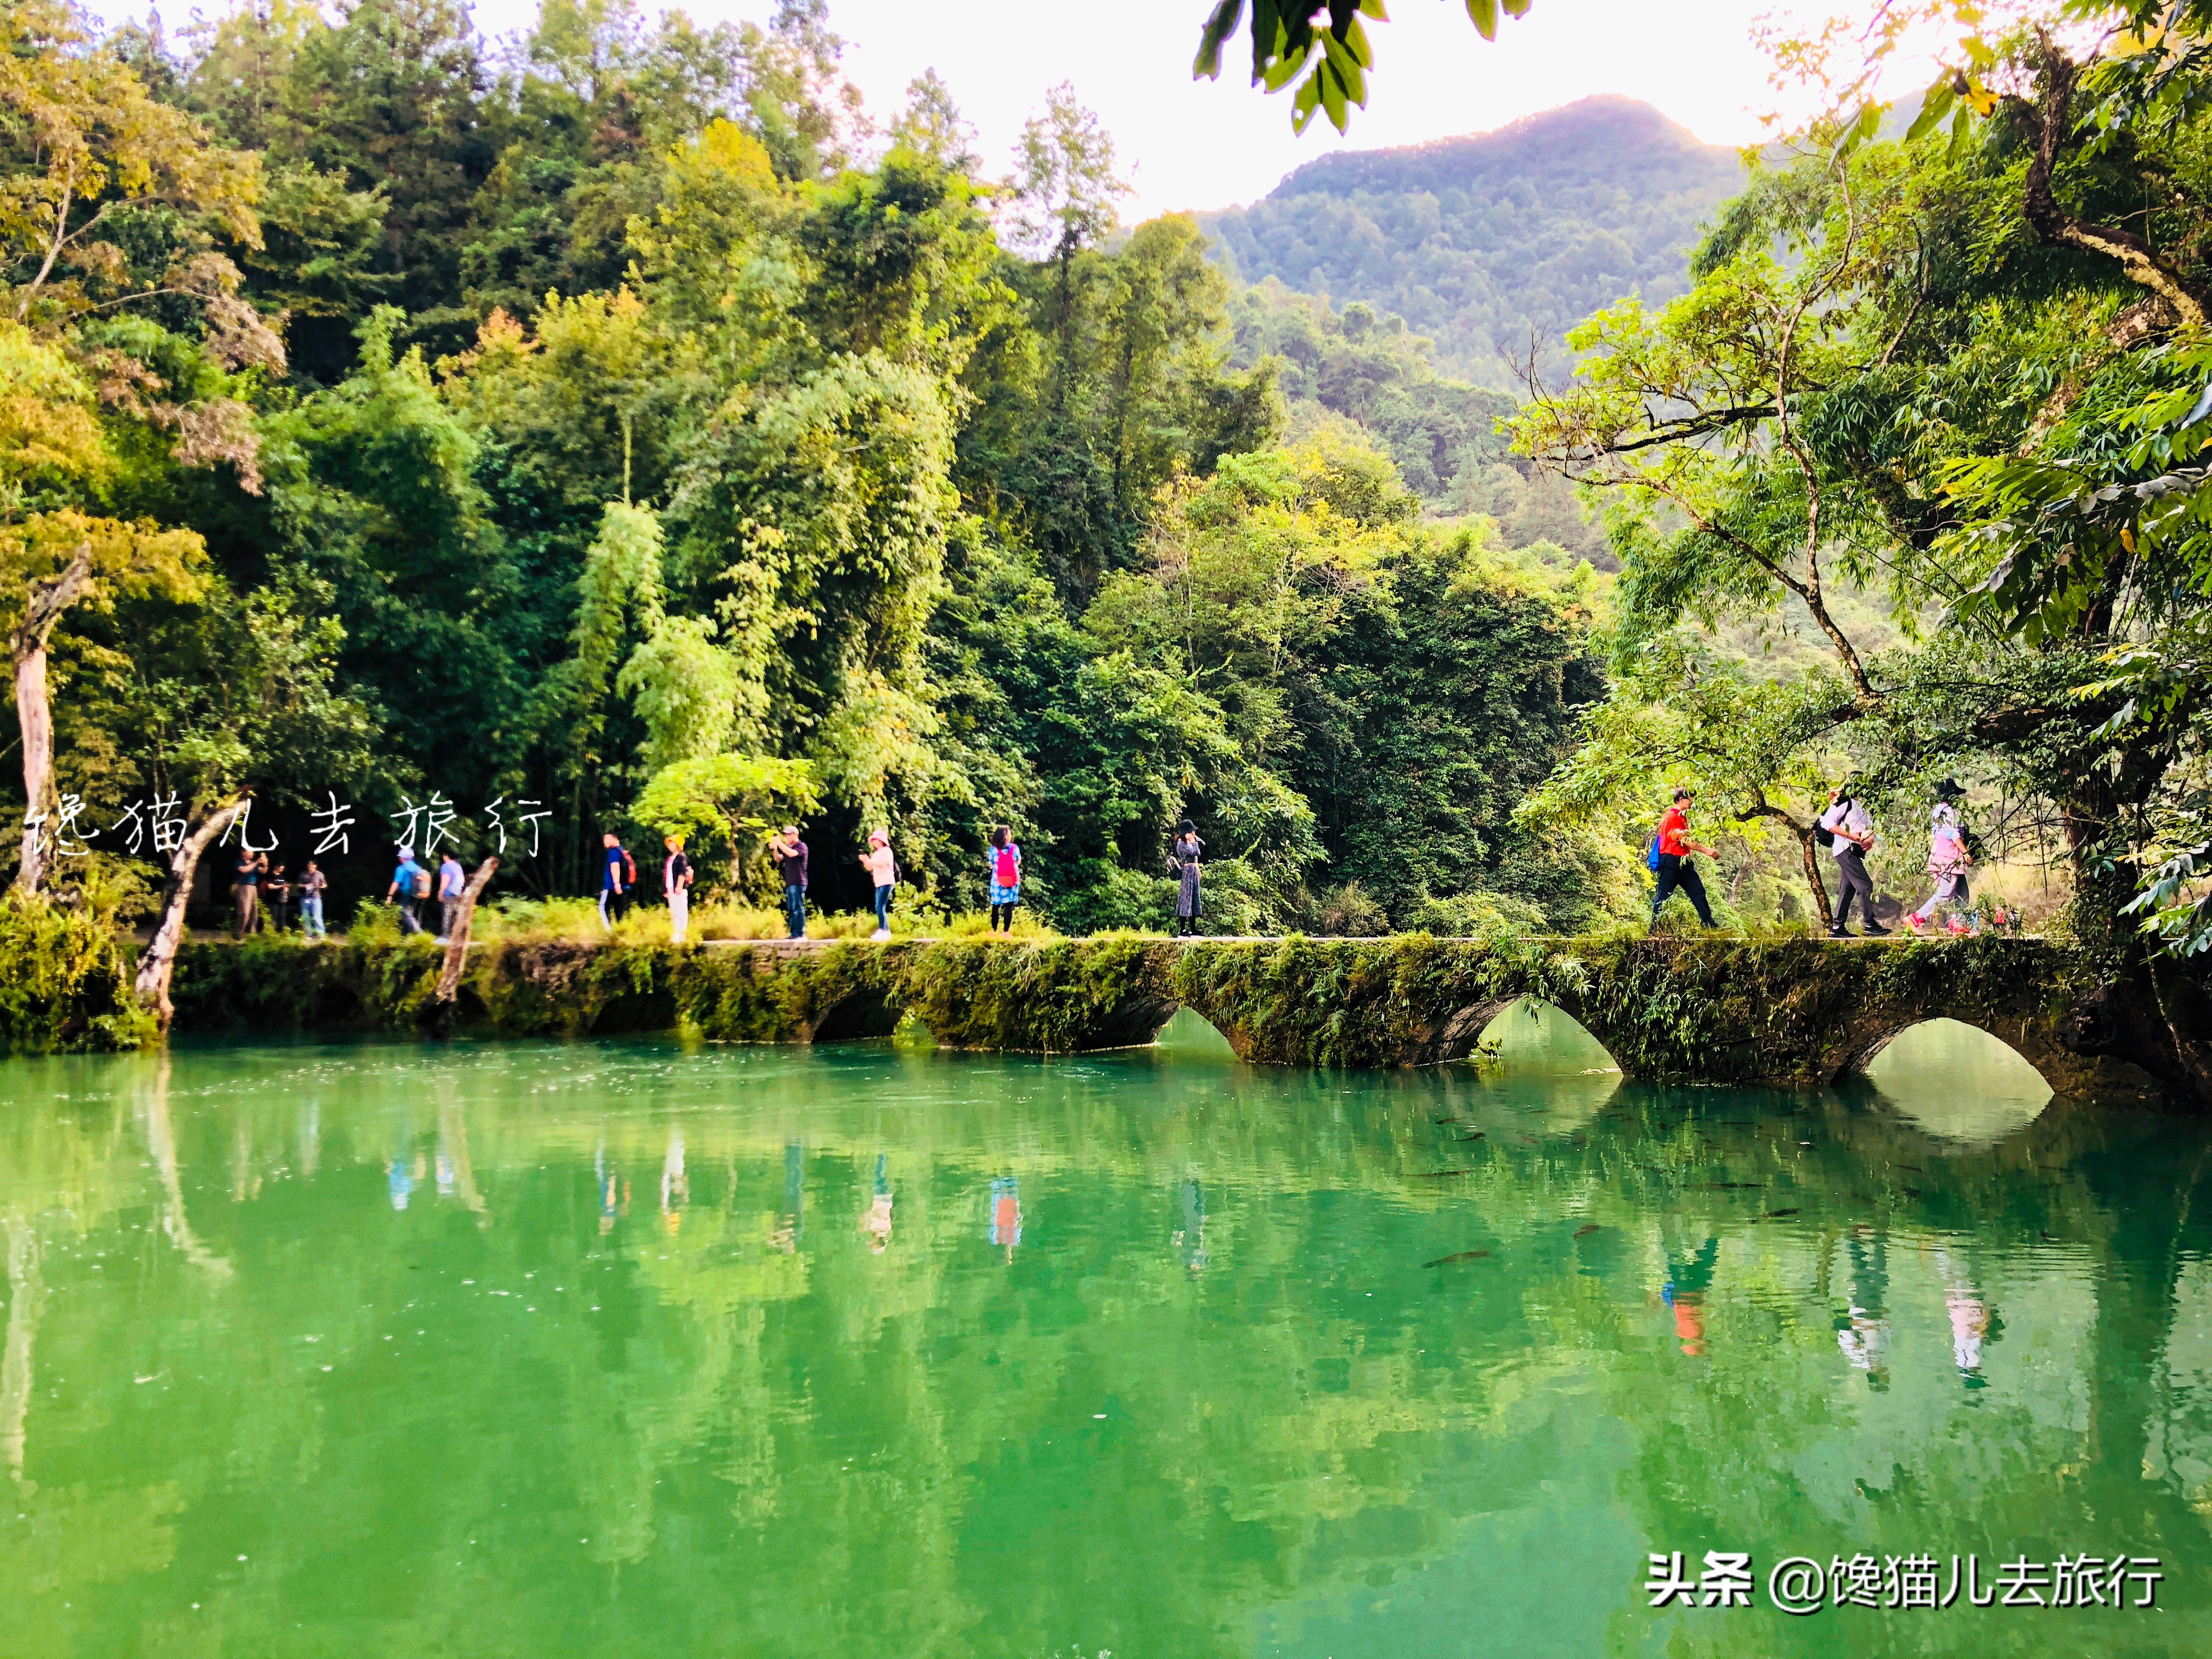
left=1908, top=780, right=1974, bottom=935
left=860, top=829, right=897, bottom=939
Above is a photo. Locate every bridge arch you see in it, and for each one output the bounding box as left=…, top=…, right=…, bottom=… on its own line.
left=1152, top=1006, right=1238, bottom=1059
left=1844, top=1013, right=2066, bottom=1096
left=1475, top=996, right=1621, bottom=1074
left=805, top=985, right=907, bottom=1044
left=1857, top=1017, right=2055, bottom=1144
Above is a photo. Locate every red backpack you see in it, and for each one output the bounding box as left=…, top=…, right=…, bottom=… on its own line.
left=994, top=844, right=1019, bottom=885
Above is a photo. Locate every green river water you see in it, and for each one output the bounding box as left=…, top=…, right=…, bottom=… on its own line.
left=1, top=1008, right=2208, bottom=1657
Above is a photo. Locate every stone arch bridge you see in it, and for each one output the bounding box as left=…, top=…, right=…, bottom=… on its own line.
left=174, top=934, right=2210, bottom=1102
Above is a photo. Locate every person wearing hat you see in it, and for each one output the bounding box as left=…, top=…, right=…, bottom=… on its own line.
left=663, top=833, right=694, bottom=943
left=386, top=846, right=428, bottom=935
left=1816, top=781, right=1887, bottom=938
left=860, top=829, right=898, bottom=939
left=1907, top=780, right=1973, bottom=935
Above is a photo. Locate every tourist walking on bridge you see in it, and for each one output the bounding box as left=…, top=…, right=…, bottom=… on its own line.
left=663, top=834, right=693, bottom=943
left=434, top=850, right=466, bottom=944
left=1818, top=783, right=1887, bottom=938
left=1169, top=821, right=1203, bottom=936
left=230, top=845, right=264, bottom=938
left=386, top=847, right=427, bottom=936
left=599, top=831, right=631, bottom=932
left=1907, top=781, right=1973, bottom=936
left=861, top=830, right=897, bottom=940
left=298, top=860, right=329, bottom=938
left=1647, top=788, right=1718, bottom=932
left=775, top=825, right=809, bottom=939
left=988, top=825, right=1022, bottom=932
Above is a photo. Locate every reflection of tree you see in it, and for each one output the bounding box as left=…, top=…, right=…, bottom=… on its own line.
left=138, top=1056, right=233, bottom=1280
left=1, top=1213, right=41, bottom=1488
left=435, top=1077, right=490, bottom=1227
left=0, top=1045, right=2209, bottom=1652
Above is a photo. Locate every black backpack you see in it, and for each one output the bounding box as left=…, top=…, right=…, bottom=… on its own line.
left=1813, top=798, right=1849, bottom=850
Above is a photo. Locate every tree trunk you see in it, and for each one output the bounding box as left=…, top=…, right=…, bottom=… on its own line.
left=12, top=645, right=54, bottom=894
left=1799, top=831, right=1835, bottom=932
left=134, top=797, right=249, bottom=1030
left=434, top=855, right=499, bottom=1003
left=11, top=545, right=95, bottom=894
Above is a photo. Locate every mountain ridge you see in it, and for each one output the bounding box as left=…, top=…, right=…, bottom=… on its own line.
left=1197, top=96, right=1747, bottom=387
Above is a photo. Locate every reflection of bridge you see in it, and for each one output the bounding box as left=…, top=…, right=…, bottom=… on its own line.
left=172, top=934, right=2210, bottom=1102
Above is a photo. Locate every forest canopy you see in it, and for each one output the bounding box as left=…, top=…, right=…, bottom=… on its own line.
left=0, top=0, right=1606, bottom=932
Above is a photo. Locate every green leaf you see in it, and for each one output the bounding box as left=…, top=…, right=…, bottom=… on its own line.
left=1905, top=80, right=1955, bottom=142
left=1193, top=0, right=1244, bottom=78
left=1466, top=0, right=1499, bottom=39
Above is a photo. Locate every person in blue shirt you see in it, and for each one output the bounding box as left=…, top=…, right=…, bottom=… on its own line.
left=385, top=847, right=427, bottom=935
left=435, top=850, right=467, bottom=944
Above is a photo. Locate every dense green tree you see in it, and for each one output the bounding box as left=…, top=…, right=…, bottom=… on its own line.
left=0, top=0, right=1621, bottom=940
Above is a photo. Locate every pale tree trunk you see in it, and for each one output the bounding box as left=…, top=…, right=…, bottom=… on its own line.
left=134, top=797, right=249, bottom=1030
left=434, top=855, right=499, bottom=1003
left=1, top=1214, right=41, bottom=1489
left=12, top=545, right=95, bottom=894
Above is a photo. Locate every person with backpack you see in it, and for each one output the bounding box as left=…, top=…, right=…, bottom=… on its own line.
left=1648, top=787, right=1719, bottom=932
left=435, top=849, right=467, bottom=944
left=860, top=829, right=897, bottom=940
left=1168, top=821, right=1203, bottom=936
left=663, top=833, right=695, bottom=943
left=1816, top=783, right=1887, bottom=938
left=987, top=825, right=1023, bottom=932
left=1908, top=780, right=1975, bottom=935
left=386, top=846, right=428, bottom=936
left=599, top=832, right=631, bottom=931
left=775, top=825, right=809, bottom=939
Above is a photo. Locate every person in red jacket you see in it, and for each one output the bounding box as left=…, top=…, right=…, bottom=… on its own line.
left=1650, top=787, right=1719, bottom=931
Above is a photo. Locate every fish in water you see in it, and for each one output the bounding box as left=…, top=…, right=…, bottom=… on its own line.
left=1573, top=1223, right=1600, bottom=1238
left=1452, top=1130, right=1487, bottom=1141
left=1696, top=1181, right=1767, bottom=1190
left=1756, top=1207, right=1801, bottom=1221
left=1893, top=1164, right=1925, bottom=1173
left=1413, top=1169, right=1475, bottom=1178
left=1424, top=1249, right=1492, bottom=1268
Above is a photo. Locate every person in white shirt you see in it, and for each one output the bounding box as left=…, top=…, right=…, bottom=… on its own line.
left=1816, top=783, right=1887, bottom=938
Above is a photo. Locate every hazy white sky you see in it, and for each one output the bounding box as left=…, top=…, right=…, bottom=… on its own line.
left=122, top=1, right=1872, bottom=216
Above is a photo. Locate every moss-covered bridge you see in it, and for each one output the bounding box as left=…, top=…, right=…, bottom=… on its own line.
left=168, top=933, right=2209, bottom=1101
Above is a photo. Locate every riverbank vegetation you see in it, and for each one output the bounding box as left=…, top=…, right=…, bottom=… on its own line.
left=0, top=1, right=2208, bottom=1082
left=1, top=0, right=1606, bottom=952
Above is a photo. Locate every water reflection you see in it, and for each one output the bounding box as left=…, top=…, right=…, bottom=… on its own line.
left=1866, top=1017, right=2055, bottom=1146
left=0, top=1036, right=2204, bottom=1657
left=1, top=1214, right=37, bottom=1488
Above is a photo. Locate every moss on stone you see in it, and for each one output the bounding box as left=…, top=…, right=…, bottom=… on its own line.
left=151, top=931, right=2189, bottom=1099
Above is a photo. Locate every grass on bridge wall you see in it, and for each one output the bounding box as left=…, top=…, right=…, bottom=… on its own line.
left=0, top=919, right=2140, bottom=1098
